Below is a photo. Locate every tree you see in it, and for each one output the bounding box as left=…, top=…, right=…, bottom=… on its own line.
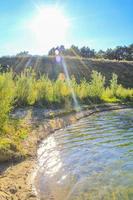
left=48, top=45, right=66, bottom=56
left=59, top=45, right=65, bottom=55
left=126, top=44, right=133, bottom=60
left=48, top=47, right=56, bottom=56
left=16, top=51, right=29, bottom=57
left=104, top=48, right=115, bottom=60
left=80, top=46, right=96, bottom=58
left=96, top=50, right=105, bottom=59
left=114, top=46, right=127, bottom=60
left=70, top=45, right=80, bottom=56
left=0, top=64, right=10, bottom=73
left=47, top=43, right=133, bottom=61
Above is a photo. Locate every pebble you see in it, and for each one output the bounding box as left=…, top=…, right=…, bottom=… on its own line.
left=9, top=186, right=17, bottom=194
left=27, top=192, right=37, bottom=198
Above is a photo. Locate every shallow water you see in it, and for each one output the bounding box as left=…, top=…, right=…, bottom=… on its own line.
left=35, top=109, right=133, bottom=200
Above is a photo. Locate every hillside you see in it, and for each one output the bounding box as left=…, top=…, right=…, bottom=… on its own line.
left=0, top=56, right=133, bottom=88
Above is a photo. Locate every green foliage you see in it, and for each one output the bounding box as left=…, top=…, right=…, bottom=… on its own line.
left=48, top=43, right=133, bottom=61
left=101, top=88, right=119, bottom=103
left=110, top=73, right=118, bottom=94
left=75, top=79, right=90, bottom=100
left=116, top=85, right=133, bottom=102
left=0, top=72, right=15, bottom=131
left=0, top=70, right=132, bottom=126
left=101, top=75, right=133, bottom=103
left=15, top=69, right=37, bottom=105
left=36, top=76, right=56, bottom=104
left=0, top=138, right=12, bottom=149
left=0, top=118, right=29, bottom=161
left=89, top=70, right=105, bottom=101
left=54, top=79, right=71, bottom=102
left=0, top=69, right=132, bottom=112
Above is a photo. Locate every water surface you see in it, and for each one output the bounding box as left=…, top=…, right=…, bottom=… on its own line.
left=35, top=109, right=133, bottom=200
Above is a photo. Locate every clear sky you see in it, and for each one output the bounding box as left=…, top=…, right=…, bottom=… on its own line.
left=0, top=0, right=133, bottom=55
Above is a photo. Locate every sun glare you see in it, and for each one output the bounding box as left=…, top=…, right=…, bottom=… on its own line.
left=30, top=6, right=70, bottom=52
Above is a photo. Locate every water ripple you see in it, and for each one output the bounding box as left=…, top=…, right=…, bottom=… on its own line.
left=35, top=108, right=133, bottom=200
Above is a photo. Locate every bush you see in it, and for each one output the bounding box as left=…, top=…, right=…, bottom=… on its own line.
left=75, top=79, right=90, bottom=100
left=0, top=72, right=15, bottom=131
left=110, top=73, right=118, bottom=95
left=116, top=85, right=133, bottom=102
left=101, top=87, right=119, bottom=103
left=15, top=69, right=37, bottom=105
left=0, top=69, right=132, bottom=128
left=89, top=70, right=105, bottom=102
left=35, top=75, right=71, bottom=105
left=36, top=76, right=56, bottom=105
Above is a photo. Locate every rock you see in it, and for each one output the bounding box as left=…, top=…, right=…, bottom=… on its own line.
left=9, top=186, right=17, bottom=194
left=27, top=192, right=37, bottom=198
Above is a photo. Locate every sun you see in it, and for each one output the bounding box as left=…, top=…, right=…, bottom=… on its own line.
left=30, top=6, right=70, bottom=53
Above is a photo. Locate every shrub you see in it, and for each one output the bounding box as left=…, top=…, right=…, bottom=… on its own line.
left=75, top=79, right=90, bottom=100
left=110, top=73, right=118, bottom=95
left=54, top=79, right=71, bottom=102
left=15, top=69, right=37, bottom=105
left=89, top=70, right=105, bottom=102
left=101, top=87, right=118, bottom=103
left=36, top=76, right=55, bottom=104
left=116, top=85, right=133, bottom=102
left=0, top=72, right=15, bottom=131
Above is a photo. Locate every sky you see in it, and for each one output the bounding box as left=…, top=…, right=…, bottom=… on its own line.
left=0, top=0, right=133, bottom=56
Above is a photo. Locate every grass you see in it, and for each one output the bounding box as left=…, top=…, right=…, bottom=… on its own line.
left=0, top=69, right=133, bottom=162
left=0, top=118, right=29, bottom=162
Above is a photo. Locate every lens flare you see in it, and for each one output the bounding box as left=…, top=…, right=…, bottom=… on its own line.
left=29, top=6, right=70, bottom=53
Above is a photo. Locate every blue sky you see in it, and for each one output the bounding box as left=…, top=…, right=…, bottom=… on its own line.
left=0, top=0, right=133, bottom=55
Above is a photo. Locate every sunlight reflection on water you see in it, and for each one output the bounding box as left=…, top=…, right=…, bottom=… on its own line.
left=34, top=109, right=133, bottom=200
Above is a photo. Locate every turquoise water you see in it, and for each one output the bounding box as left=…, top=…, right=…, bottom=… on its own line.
left=35, top=109, right=133, bottom=200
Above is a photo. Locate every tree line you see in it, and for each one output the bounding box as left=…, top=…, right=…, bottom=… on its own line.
left=48, top=44, right=133, bottom=61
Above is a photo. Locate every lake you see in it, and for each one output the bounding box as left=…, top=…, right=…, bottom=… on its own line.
left=35, top=108, right=133, bottom=200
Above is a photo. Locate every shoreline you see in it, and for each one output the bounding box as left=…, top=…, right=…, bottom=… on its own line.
left=0, top=103, right=132, bottom=200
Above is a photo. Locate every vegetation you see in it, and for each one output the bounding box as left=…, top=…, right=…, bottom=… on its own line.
left=14, top=69, right=133, bottom=106
left=0, top=56, right=133, bottom=89
left=0, top=69, right=133, bottom=161
left=0, top=72, right=15, bottom=131
left=0, top=68, right=132, bottom=111
left=48, top=43, right=133, bottom=61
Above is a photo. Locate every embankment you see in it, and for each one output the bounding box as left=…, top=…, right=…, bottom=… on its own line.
left=0, top=56, right=133, bottom=88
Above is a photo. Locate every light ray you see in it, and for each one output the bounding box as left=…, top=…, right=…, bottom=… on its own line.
left=28, top=4, right=70, bottom=53
left=61, top=57, right=81, bottom=111
left=15, top=56, right=27, bottom=72
left=66, top=49, right=99, bottom=111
